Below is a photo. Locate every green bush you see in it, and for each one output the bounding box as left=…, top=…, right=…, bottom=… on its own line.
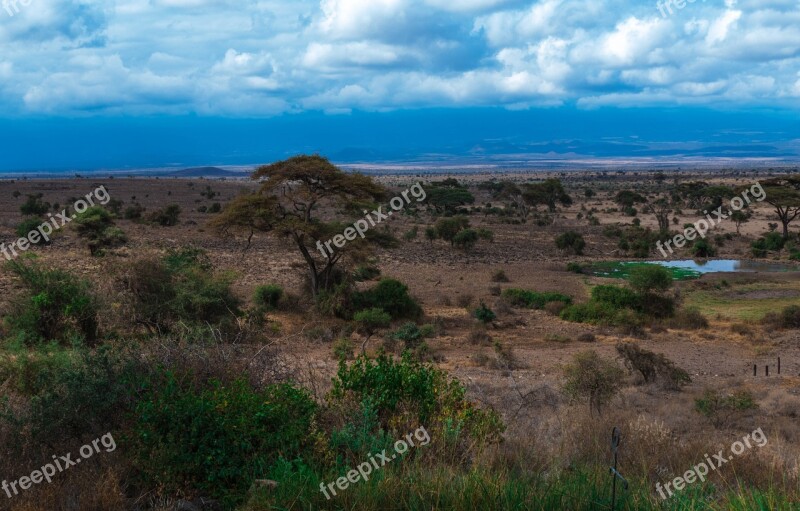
left=15, top=218, right=50, bottom=245
left=453, top=228, right=479, bottom=250
left=5, top=346, right=141, bottom=442
left=434, top=216, right=470, bottom=245
left=20, top=193, right=50, bottom=216
left=353, top=308, right=391, bottom=338
left=501, top=288, right=572, bottom=309
left=628, top=265, right=672, bottom=294
left=133, top=371, right=316, bottom=506
left=4, top=260, right=100, bottom=346
left=72, top=206, right=127, bottom=255
left=692, top=239, right=716, bottom=258
left=559, top=301, right=618, bottom=324
left=752, top=232, right=786, bottom=257
left=254, top=284, right=283, bottom=310
left=555, top=231, right=585, bottom=255
left=473, top=301, right=496, bottom=324
left=591, top=285, right=639, bottom=309
left=695, top=389, right=757, bottom=427
left=330, top=352, right=503, bottom=441
left=123, top=203, right=144, bottom=220
left=352, top=279, right=421, bottom=320
left=566, top=262, right=583, bottom=274
left=122, top=248, right=240, bottom=333
left=389, top=322, right=432, bottom=349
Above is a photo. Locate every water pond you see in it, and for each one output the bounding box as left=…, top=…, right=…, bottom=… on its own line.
left=588, top=260, right=798, bottom=281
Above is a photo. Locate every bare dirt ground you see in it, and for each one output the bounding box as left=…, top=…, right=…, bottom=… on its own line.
left=0, top=171, right=798, bottom=476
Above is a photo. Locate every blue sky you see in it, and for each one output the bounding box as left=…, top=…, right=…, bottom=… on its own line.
left=0, top=0, right=799, bottom=170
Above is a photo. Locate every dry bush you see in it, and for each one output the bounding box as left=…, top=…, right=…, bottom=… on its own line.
left=142, top=335, right=291, bottom=390
left=491, top=269, right=510, bottom=283
left=456, top=294, right=474, bottom=309
left=468, top=326, right=492, bottom=345
left=492, top=298, right=513, bottom=317
left=730, top=322, right=754, bottom=338
left=543, top=301, right=567, bottom=316
left=577, top=332, right=596, bottom=343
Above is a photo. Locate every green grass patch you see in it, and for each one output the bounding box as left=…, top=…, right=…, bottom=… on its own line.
left=589, top=261, right=701, bottom=281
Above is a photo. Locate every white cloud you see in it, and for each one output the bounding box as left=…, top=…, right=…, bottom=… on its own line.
left=0, top=0, right=797, bottom=115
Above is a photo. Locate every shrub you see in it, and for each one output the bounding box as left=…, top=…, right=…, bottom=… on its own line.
left=330, top=352, right=503, bottom=441
left=4, top=260, right=100, bottom=346
left=692, top=239, right=716, bottom=258
left=254, top=284, right=283, bottom=310
left=555, top=231, right=585, bottom=255
left=132, top=372, right=316, bottom=506
left=147, top=204, right=181, bottom=226
left=562, top=351, right=624, bottom=416
left=20, top=193, right=50, bottom=216
left=402, top=226, right=419, bottom=241
left=476, top=228, right=494, bottom=242
left=667, top=308, right=709, bottom=330
left=390, top=322, right=433, bottom=349
left=16, top=218, right=50, bottom=245
left=72, top=206, right=127, bottom=256
left=591, top=285, right=639, bottom=309
left=333, top=338, right=355, bottom=360
left=560, top=301, right=618, bottom=324
left=628, top=265, right=672, bottom=294
left=752, top=232, right=786, bottom=257
left=491, top=269, right=510, bottom=282
left=695, top=389, right=757, bottom=428
left=353, top=308, right=391, bottom=337
left=352, top=279, right=421, bottom=320
left=5, top=346, right=141, bottom=443
left=473, top=301, right=496, bottom=324
left=616, top=342, right=691, bottom=390
left=453, top=228, right=479, bottom=250
left=762, top=304, right=800, bottom=329
left=123, top=203, right=144, bottom=220
left=435, top=216, right=470, bottom=245
left=566, top=262, right=584, bottom=274
left=544, top=301, right=567, bottom=316
left=502, top=288, right=572, bottom=309
left=120, top=248, right=240, bottom=333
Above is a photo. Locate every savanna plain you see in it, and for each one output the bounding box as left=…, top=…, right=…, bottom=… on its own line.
left=0, top=157, right=799, bottom=511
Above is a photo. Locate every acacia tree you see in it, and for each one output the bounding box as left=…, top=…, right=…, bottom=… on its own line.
left=523, top=179, right=572, bottom=213
left=757, top=177, right=800, bottom=239
left=211, top=155, right=386, bottom=297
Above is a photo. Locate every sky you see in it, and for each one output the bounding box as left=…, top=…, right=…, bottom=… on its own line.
left=0, top=0, right=799, bottom=171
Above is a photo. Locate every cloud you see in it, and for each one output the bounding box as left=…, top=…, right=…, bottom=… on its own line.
left=0, top=0, right=797, bottom=116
